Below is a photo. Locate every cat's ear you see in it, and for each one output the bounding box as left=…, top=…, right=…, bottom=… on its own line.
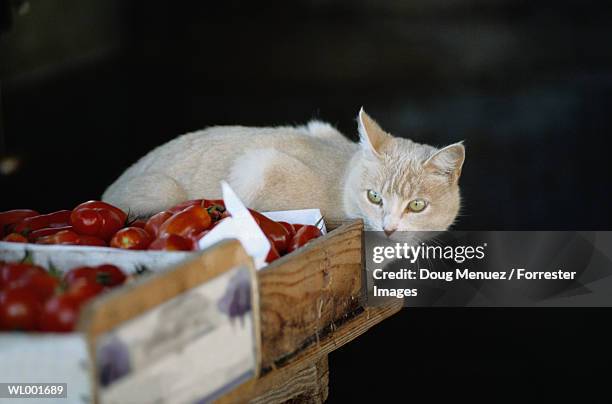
left=358, top=108, right=392, bottom=157
left=423, top=142, right=465, bottom=183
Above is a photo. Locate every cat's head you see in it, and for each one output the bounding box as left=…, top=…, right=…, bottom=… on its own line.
left=343, top=108, right=465, bottom=233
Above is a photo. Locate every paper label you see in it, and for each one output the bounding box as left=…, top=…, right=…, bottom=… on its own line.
left=96, top=265, right=258, bottom=404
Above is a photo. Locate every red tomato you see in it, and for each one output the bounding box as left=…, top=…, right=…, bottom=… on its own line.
left=0, top=288, right=42, bottom=331
left=0, top=209, right=40, bottom=225
left=144, top=211, right=173, bottom=238
left=265, top=242, right=281, bottom=263
left=148, top=234, right=195, bottom=251
left=40, top=277, right=111, bottom=332
left=13, top=210, right=72, bottom=235
left=28, top=225, right=73, bottom=241
left=167, top=199, right=226, bottom=214
left=249, top=210, right=290, bottom=254
left=0, top=263, right=46, bottom=288
left=36, top=230, right=81, bottom=245
left=292, top=224, right=304, bottom=232
left=70, top=209, right=101, bottom=235
left=192, top=229, right=210, bottom=242
left=67, top=279, right=106, bottom=303
left=6, top=271, right=60, bottom=302
left=110, top=227, right=152, bottom=250
left=287, top=225, right=322, bottom=254
left=64, top=267, right=96, bottom=286
left=0, top=209, right=39, bottom=236
left=64, top=264, right=127, bottom=288
left=64, top=267, right=98, bottom=286
left=2, top=233, right=28, bottom=243
left=96, top=265, right=127, bottom=287
left=168, top=199, right=204, bottom=214
left=159, top=205, right=211, bottom=238
left=79, top=235, right=108, bottom=247
left=130, top=219, right=147, bottom=229
left=72, top=201, right=127, bottom=224
left=38, top=295, right=80, bottom=332
left=70, top=208, right=124, bottom=241
left=278, top=221, right=296, bottom=238
left=99, top=210, right=126, bottom=240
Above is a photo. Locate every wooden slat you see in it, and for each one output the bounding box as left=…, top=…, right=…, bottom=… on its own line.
left=79, top=240, right=260, bottom=404
left=324, top=218, right=354, bottom=231
left=257, top=220, right=364, bottom=368
left=217, top=302, right=402, bottom=403
left=249, top=356, right=329, bottom=404
left=264, top=302, right=403, bottom=372
left=78, top=239, right=257, bottom=345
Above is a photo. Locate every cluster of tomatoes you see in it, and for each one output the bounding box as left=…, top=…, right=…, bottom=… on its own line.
left=248, top=209, right=323, bottom=263
left=0, top=199, right=323, bottom=258
left=0, top=198, right=324, bottom=333
left=0, top=200, right=216, bottom=250
left=0, top=259, right=127, bottom=332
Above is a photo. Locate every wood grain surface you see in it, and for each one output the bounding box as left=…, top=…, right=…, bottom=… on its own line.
left=217, top=302, right=402, bottom=403
left=258, top=220, right=364, bottom=369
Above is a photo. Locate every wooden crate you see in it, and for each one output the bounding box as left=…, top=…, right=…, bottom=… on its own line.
left=83, top=240, right=261, bottom=403
left=220, top=219, right=402, bottom=403
left=0, top=240, right=261, bottom=404
left=1, top=219, right=400, bottom=403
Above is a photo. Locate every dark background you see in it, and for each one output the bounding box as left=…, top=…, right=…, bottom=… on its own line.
left=1, top=0, right=611, bottom=401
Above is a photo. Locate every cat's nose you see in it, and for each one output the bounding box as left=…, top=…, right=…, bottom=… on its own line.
left=384, top=227, right=397, bottom=237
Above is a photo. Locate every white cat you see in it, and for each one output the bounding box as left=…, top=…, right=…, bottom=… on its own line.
left=103, top=109, right=465, bottom=233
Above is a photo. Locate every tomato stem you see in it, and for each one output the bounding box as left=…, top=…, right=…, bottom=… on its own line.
left=20, top=249, right=34, bottom=265
left=135, top=265, right=151, bottom=276
left=96, top=272, right=112, bottom=286
left=47, top=261, right=64, bottom=279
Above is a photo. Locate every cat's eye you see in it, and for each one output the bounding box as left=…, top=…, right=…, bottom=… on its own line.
left=408, top=199, right=427, bottom=212
left=367, top=190, right=383, bottom=205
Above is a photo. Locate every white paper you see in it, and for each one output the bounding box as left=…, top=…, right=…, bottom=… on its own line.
left=198, top=182, right=271, bottom=269
left=261, top=209, right=327, bottom=235
left=197, top=183, right=326, bottom=270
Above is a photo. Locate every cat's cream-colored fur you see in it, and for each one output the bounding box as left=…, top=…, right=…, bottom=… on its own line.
left=103, top=109, right=465, bottom=231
